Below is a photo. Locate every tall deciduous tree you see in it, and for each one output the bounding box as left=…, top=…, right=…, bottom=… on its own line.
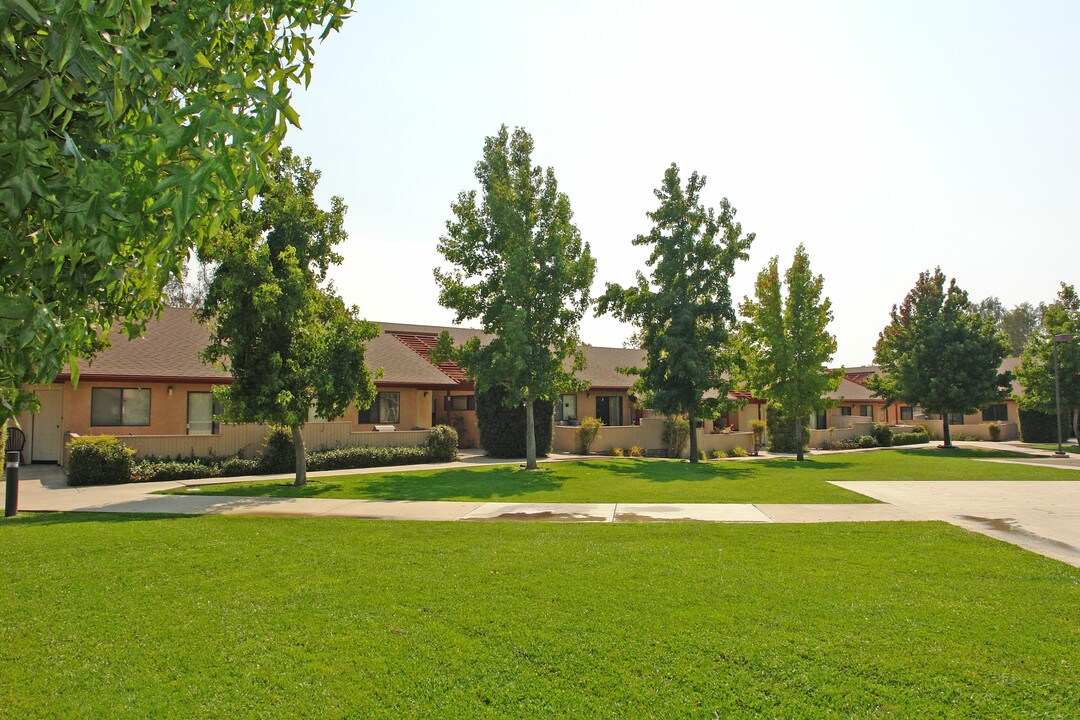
left=1000, top=302, right=1042, bottom=355
left=199, top=150, right=378, bottom=486
left=739, top=245, right=842, bottom=461
left=597, top=164, right=753, bottom=463
left=433, top=126, right=595, bottom=470
left=1015, top=283, right=1080, bottom=440
left=873, top=268, right=1010, bottom=448
left=0, top=0, right=352, bottom=423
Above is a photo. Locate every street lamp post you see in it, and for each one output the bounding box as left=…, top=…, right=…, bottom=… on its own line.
left=1052, top=333, right=1075, bottom=458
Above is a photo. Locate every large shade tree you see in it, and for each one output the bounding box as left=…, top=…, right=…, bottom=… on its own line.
left=598, top=164, right=753, bottom=463
left=1015, top=283, right=1080, bottom=440
left=200, top=150, right=378, bottom=486
left=0, top=0, right=353, bottom=423
left=739, top=244, right=842, bottom=461
left=872, top=268, right=1010, bottom=448
left=433, top=126, right=595, bottom=470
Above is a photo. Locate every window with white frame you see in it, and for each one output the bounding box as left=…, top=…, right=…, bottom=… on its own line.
left=187, top=392, right=222, bottom=435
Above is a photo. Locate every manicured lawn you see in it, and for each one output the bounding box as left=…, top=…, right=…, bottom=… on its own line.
left=0, top=514, right=1077, bottom=718
left=169, top=448, right=1080, bottom=504
left=1022, top=443, right=1080, bottom=454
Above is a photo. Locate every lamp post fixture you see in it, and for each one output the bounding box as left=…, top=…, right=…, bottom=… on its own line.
left=1052, top=333, right=1076, bottom=458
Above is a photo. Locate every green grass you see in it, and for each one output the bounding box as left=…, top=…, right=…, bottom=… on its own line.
left=1022, top=443, right=1080, bottom=454
left=168, top=448, right=1080, bottom=504
left=0, top=513, right=1077, bottom=718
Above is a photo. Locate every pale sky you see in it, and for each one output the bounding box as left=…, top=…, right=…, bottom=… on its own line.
left=286, top=0, right=1080, bottom=366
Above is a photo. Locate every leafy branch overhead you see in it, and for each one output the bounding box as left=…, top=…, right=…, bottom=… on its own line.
left=0, top=0, right=353, bottom=422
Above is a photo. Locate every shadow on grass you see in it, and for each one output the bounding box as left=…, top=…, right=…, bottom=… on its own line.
left=891, top=447, right=1037, bottom=460
left=183, top=457, right=865, bottom=502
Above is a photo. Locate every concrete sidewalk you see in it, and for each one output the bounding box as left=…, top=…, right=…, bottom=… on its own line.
left=6, top=461, right=1080, bottom=568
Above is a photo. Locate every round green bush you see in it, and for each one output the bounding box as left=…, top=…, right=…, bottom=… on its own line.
left=258, top=426, right=296, bottom=473
left=475, top=385, right=553, bottom=458
left=870, top=423, right=893, bottom=448
left=1019, top=409, right=1059, bottom=443
left=766, top=404, right=810, bottom=453
left=67, top=435, right=134, bottom=486
left=425, top=424, right=459, bottom=462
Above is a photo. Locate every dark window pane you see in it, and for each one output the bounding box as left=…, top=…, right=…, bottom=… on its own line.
left=90, top=388, right=123, bottom=426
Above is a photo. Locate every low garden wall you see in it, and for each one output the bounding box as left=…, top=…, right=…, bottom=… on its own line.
left=552, top=418, right=666, bottom=455
left=66, top=423, right=433, bottom=464
left=552, top=418, right=755, bottom=458
left=919, top=420, right=1018, bottom=442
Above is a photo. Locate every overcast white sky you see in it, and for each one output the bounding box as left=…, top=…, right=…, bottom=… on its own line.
left=285, top=0, right=1080, bottom=366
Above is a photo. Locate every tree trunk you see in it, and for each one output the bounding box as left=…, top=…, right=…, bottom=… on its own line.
left=524, top=390, right=538, bottom=470
left=795, top=417, right=804, bottom=462
left=1072, top=407, right=1078, bottom=443
left=941, top=415, right=953, bottom=449
left=688, top=411, right=699, bottom=463
left=292, top=424, right=307, bottom=486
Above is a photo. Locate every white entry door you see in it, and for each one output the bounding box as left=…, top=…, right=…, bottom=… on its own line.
left=32, top=389, right=63, bottom=463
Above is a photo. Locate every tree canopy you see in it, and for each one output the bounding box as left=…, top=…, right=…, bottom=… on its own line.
left=739, top=244, right=842, bottom=461
left=974, top=297, right=1042, bottom=355
left=1015, top=283, right=1080, bottom=440
left=433, top=126, right=595, bottom=470
left=0, top=0, right=353, bottom=422
left=597, top=163, right=753, bottom=463
left=872, top=268, right=1010, bottom=448
left=200, top=150, right=378, bottom=485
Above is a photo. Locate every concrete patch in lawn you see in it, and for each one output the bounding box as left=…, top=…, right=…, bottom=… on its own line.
left=615, top=504, right=771, bottom=523
left=463, top=503, right=615, bottom=522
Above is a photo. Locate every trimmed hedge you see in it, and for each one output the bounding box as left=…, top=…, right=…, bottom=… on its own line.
left=766, top=404, right=810, bottom=453
left=132, top=460, right=215, bottom=483
left=1019, top=409, right=1058, bottom=443
left=307, top=445, right=431, bottom=471
left=68, top=435, right=135, bottom=486
left=821, top=435, right=879, bottom=451
left=101, top=424, right=461, bottom=484
left=891, top=428, right=930, bottom=446
left=475, top=385, right=553, bottom=458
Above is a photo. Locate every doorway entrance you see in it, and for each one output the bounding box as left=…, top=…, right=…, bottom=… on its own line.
left=31, top=389, right=63, bottom=463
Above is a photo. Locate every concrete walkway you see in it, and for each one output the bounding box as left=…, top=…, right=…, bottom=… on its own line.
left=5, top=447, right=1080, bottom=567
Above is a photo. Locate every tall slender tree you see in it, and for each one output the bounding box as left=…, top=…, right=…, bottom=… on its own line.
left=739, top=245, right=842, bottom=461
left=433, top=126, right=595, bottom=470
left=199, top=150, right=378, bottom=485
left=597, top=164, right=753, bottom=463
left=873, top=269, right=1010, bottom=448
left=1015, top=283, right=1080, bottom=440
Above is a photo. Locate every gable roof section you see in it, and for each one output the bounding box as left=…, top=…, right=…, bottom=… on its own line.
left=826, top=377, right=884, bottom=402
left=363, top=332, right=460, bottom=387
left=60, top=307, right=231, bottom=382
left=573, top=346, right=646, bottom=389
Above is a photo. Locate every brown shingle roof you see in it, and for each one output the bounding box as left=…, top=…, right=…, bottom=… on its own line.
left=574, top=346, right=646, bottom=388
left=363, top=332, right=460, bottom=387
left=63, top=307, right=231, bottom=382
left=826, top=377, right=884, bottom=402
